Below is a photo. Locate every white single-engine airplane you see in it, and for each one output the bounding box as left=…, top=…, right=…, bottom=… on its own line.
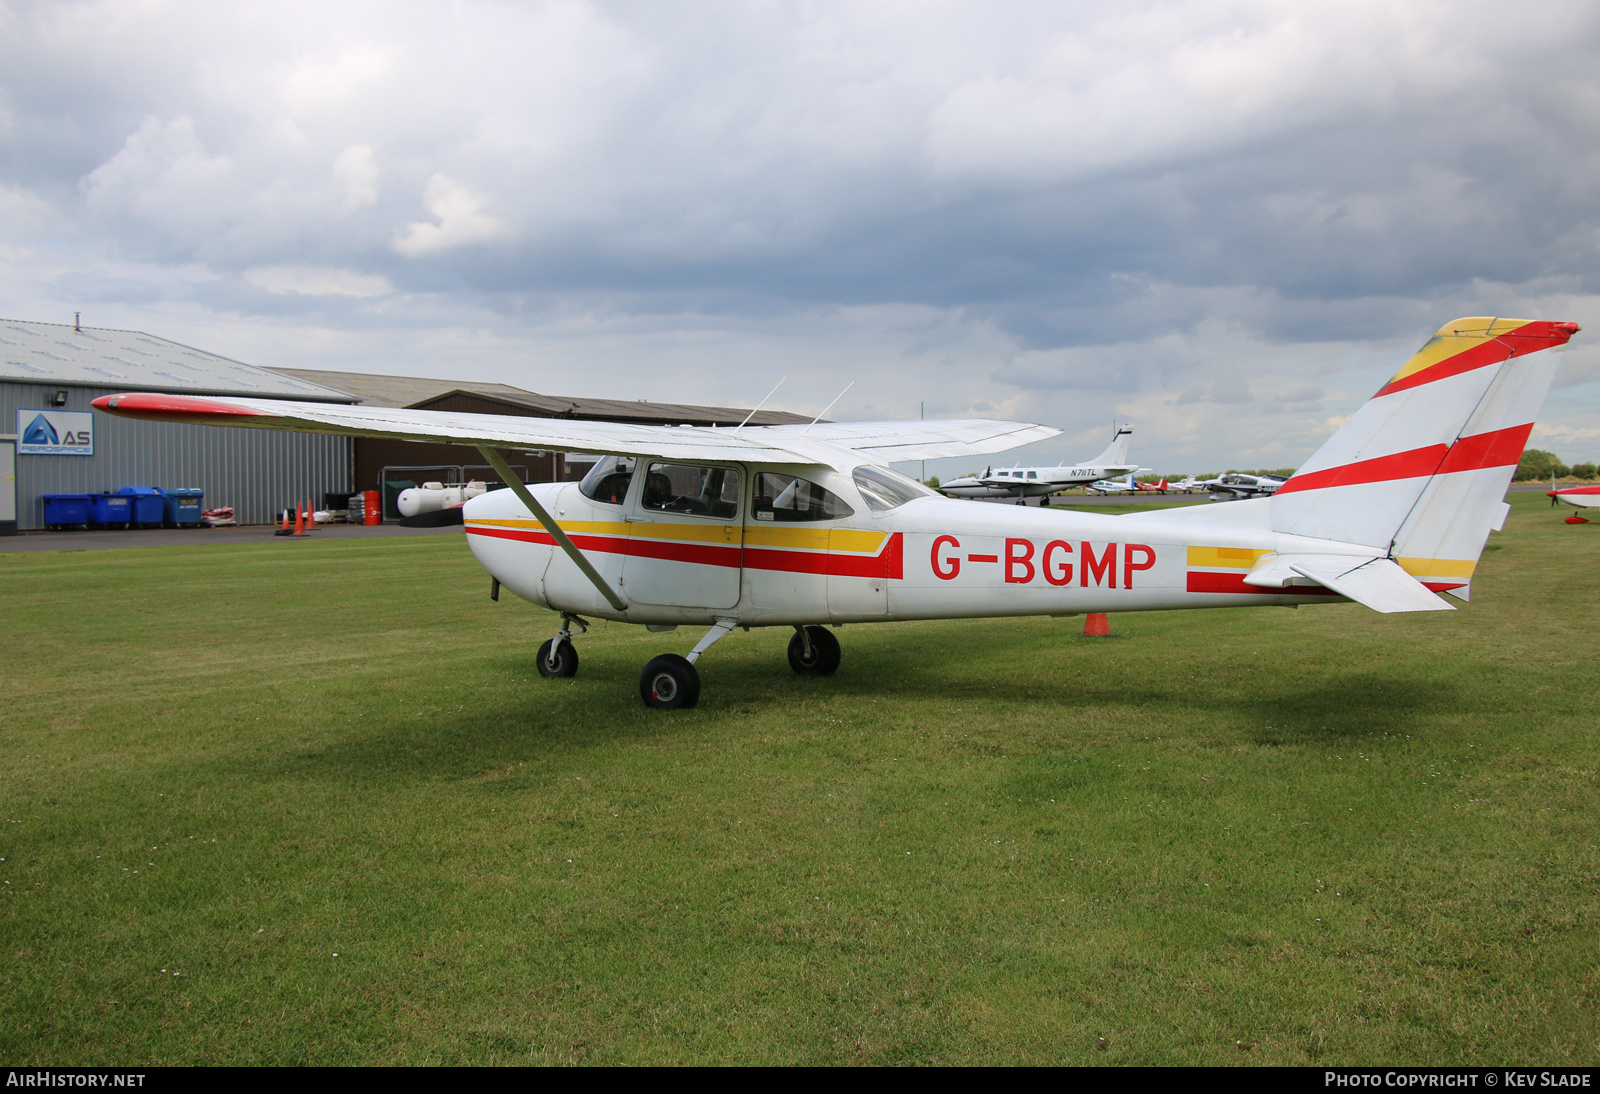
left=939, top=426, right=1137, bottom=500
left=1548, top=483, right=1600, bottom=518
left=95, top=317, right=1577, bottom=710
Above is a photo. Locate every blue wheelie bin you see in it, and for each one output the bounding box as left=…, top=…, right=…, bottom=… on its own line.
left=42, top=494, right=92, bottom=530
left=117, top=487, right=166, bottom=527
left=163, top=487, right=204, bottom=527
left=89, top=493, right=132, bottom=528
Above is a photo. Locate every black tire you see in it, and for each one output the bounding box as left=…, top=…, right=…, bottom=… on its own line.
left=787, top=626, right=841, bottom=676
left=537, top=638, right=579, bottom=678
left=640, top=654, right=700, bottom=710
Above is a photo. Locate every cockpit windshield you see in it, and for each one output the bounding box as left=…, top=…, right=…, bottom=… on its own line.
left=851, top=464, right=936, bottom=513
left=579, top=455, right=636, bottom=505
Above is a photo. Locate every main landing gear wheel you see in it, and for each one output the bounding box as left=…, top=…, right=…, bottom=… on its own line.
left=640, top=654, right=700, bottom=710
left=536, top=638, right=579, bottom=678
left=788, top=625, right=841, bottom=676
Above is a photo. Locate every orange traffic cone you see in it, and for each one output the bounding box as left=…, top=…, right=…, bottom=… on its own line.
left=1082, top=612, right=1112, bottom=637
left=291, top=502, right=307, bottom=537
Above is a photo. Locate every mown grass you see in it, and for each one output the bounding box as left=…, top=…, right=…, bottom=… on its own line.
left=1, top=492, right=1596, bottom=1065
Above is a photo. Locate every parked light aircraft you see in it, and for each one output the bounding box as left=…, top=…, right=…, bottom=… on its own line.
left=1086, top=474, right=1165, bottom=495
left=94, top=317, right=1578, bottom=710
left=1201, top=472, right=1289, bottom=500
left=1548, top=483, right=1600, bottom=517
left=940, top=426, right=1136, bottom=500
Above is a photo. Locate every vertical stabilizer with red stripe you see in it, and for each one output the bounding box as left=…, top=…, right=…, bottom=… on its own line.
left=1268, top=319, right=1578, bottom=588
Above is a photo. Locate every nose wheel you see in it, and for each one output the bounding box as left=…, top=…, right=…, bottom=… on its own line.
left=537, top=614, right=588, bottom=678
left=537, top=638, right=579, bottom=677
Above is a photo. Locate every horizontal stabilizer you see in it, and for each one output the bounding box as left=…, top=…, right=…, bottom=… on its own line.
left=1243, top=552, right=1378, bottom=589
left=1289, top=557, right=1454, bottom=614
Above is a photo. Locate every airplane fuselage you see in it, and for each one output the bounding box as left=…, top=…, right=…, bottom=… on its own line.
left=463, top=471, right=1389, bottom=629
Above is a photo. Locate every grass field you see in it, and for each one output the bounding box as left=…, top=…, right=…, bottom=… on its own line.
left=2, top=492, right=1596, bottom=1065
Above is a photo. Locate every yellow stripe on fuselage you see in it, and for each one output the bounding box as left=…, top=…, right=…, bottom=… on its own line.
left=1187, top=546, right=1271, bottom=569
left=1386, top=317, right=1531, bottom=385
left=744, top=526, right=885, bottom=553
left=466, top=517, right=887, bottom=554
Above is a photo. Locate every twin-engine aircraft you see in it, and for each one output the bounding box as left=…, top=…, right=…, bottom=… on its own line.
left=1200, top=471, right=1289, bottom=500
left=95, top=317, right=1578, bottom=710
left=938, top=425, right=1137, bottom=500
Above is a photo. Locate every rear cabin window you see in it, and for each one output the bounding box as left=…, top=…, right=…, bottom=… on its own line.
left=752, top=473, right=853, bottom=522
left=579, top=456, right=636, bottom=505
left=852, top=465, right=936, bottom=512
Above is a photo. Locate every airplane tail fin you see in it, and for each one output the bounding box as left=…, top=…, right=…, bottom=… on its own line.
left=1268, top=318, right=1578, bottom=595
left=1086, top=425, right=1133, bottom=469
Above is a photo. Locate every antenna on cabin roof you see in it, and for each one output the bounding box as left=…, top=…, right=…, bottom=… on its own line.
left=74, top=312, right=81, bottom=333
left=735, top=376, right=787, bottom=434
left=803, top=381, right=854, bottom=435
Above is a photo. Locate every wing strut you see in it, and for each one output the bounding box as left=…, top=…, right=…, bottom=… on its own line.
left=475, top=446, right=628, bottom=612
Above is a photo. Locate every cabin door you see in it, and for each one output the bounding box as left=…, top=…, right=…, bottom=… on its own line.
left=621, top=462, right=744, bottom=609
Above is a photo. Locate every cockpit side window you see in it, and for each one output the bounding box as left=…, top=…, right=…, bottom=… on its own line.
left=643, top=463, right=741, bottom=518
left=752, top=472, right=853, bottom=522
left=851, top=464, right=936, bottom=513
left=579, top=455, right=636, bottom=505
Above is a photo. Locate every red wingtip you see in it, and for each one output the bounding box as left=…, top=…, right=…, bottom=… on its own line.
left=92, top=392, right=278, bottom=422
left=1554, top=322, right=1581, bottom=336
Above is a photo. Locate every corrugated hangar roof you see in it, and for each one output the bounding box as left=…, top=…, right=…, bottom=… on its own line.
left=270, top=367, right=815, bottom=426
left=268, top=368, right=534, bottom=409
left=0, top=320, right=355, bottom=402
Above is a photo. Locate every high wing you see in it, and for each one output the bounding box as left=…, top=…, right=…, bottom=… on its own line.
left=793, top=420, right=1060, bottom=463
left=92, top=393, right=1059, bottom=468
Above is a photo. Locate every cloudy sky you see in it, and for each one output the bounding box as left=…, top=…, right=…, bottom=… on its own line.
left=3, top=0, right=1599, bottom=475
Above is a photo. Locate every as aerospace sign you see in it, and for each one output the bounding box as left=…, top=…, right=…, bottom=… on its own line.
left=18, top=410, right=93, bottom=456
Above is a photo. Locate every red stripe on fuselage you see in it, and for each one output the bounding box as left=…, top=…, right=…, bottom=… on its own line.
left=1185, top=571, right=1341, bottom=596
left=1187, top=570, right=1463, bottom=597
left=743, top=533, right=903, bottom=578
left=467, top=525, right=740, bottom=567
left=468, top=526, right=903, bottom=578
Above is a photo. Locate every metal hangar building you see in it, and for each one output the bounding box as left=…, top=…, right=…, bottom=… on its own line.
left=1, top=318, right=815, bottom=533
left=0, top=319, right=354, bottom=533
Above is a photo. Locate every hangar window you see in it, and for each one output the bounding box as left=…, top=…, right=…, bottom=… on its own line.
left=579, top=455, right=637, bottom=505
left=753, top=473, right=853, bottom=522
left=643, top=463, right=741, bottom=517
left=852, top=465, right=936, bottom=513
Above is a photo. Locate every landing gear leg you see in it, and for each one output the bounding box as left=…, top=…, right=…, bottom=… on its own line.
left=639, top=619, right=735, bottom=710
left=538, top=614, right=588, bottom=678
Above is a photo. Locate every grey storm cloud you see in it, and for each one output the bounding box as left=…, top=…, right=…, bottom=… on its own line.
left=2, top=0, right=1599, bottom=470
